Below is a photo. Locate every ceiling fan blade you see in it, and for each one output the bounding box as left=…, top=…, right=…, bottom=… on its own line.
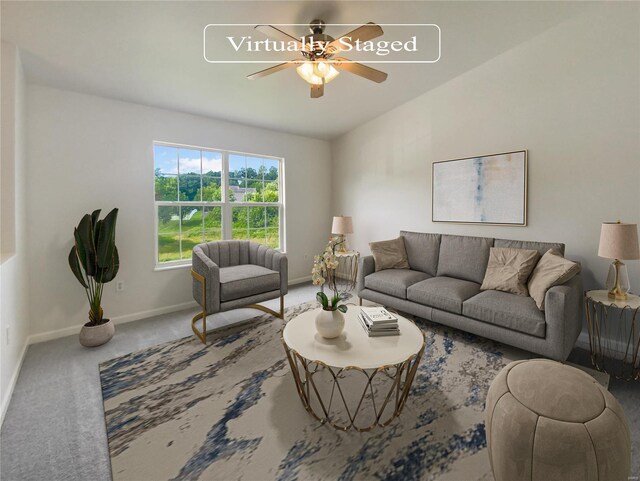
left=247, top=61, right=300, bottom=80
left=255, top=25, right=303, bottom=49
left=332, top=58, right=388, bottom=83
left=326, top=22, right=384, bottom=55
left=310, top=82, right=324, bottom=98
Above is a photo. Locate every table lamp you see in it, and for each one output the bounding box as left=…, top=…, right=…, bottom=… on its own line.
left=598, top=221, right=640, bottom=300
left=331, top=216, right=353, bottom=253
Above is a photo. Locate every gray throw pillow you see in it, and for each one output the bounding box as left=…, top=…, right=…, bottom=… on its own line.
left=481, top=247, right=540, bottom=296
left=528, top=248, right=581, bottom=310
left=369, top=237, right=410, bottom=272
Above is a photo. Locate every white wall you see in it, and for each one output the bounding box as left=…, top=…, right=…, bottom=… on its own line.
left=332, top=3, right=640, bottom=295
left=1, top=42, right=29, bottom=421
left=26, top=86, right=331, bottom=338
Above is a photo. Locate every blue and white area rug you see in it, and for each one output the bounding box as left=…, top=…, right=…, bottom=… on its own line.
left=100, top=301, right=526, bottom=481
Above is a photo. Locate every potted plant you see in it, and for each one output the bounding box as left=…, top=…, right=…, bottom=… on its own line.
left=68, top=208, right=119, bottom=347
left=311, top=239, right=348, bottom=338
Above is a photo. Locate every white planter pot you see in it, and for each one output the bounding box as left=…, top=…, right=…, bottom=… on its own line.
left=315, top=309, right=345, bottom=339
left=79, top=319, right=115, bottom=347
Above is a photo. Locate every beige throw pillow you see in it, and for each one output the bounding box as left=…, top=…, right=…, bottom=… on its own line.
left=480, top=247, right=540, bottom=296
left=528, top=249, right=581, bottom=310
left=369, top=237, right=410, bottom=272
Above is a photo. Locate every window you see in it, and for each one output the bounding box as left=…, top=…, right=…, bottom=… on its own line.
left=154, top=143, right=283, bottom=266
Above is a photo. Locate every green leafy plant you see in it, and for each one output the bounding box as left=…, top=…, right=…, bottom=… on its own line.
left=68, top=208, right=119, bottom=326
left=316, top=291, right=348, bottom=313
left=311, top=239, right=348, bottom=313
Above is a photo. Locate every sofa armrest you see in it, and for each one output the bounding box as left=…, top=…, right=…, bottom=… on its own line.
left=544, top=273, right=583, bottom=360
left=192, top=246, right=220, bottom=314
left=357, top=255, right=375, bottom=294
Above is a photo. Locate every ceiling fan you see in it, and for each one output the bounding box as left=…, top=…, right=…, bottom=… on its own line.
left=247, top=19, right=388, bottom=98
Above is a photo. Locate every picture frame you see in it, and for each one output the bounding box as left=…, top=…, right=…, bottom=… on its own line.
left=432, top=150, right=527, bottom=226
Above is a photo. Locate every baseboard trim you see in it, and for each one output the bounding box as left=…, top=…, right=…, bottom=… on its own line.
left=4, top=276, right=312, bottom=421
left=1, top=338, right=29, bottom=427
left=27, top=301, right=199, bottom=345
left=576, top=330, right=631, bottom=360
left=289, top=275, right=311, bottom=285
left=27, top=277, right=310, bottom=345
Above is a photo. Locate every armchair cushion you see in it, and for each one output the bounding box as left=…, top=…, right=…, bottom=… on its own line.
left=219, top=264, right=280, bottom=302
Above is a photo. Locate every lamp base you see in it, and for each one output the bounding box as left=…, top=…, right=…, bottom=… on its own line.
left=608, top=287, right=628, bottom=301
left=333, top=235, right=348, bottom=253
left=606, top=259, right=630, bottom=301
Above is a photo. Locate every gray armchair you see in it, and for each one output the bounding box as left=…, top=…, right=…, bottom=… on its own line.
left=191, top=240, right=288, bottom=343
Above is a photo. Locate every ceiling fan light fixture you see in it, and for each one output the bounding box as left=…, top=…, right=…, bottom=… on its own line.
left=296, top=61, right=339, bottom=85
left=249, top=21, right=387, bottom=97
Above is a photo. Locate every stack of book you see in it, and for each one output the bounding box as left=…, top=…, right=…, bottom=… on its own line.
left=358, top=306, right=399, bottom=337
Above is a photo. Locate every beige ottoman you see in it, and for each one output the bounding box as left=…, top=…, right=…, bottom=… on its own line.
left=485, top=359, right=630, bottom=481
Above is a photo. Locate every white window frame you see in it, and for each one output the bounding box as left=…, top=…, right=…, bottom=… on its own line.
left=153, top=141, right=285, bottom=270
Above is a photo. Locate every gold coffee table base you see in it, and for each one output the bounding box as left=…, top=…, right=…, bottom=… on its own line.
left=282, top=338, right=425, bottom=432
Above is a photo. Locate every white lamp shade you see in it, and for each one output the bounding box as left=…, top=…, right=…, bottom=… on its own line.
left=598, top=222, right=640, bottom=260
left=331, top=216, right=353, bottom=235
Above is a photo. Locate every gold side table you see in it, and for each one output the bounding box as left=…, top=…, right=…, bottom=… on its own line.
left=329, top=250, right=360, bottom=293
left=585, top=290, right=640, bottom=381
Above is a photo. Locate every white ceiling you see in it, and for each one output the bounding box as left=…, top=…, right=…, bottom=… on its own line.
left=1, top=1, right=591, bottom=140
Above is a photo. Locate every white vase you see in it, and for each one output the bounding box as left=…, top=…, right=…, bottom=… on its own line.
left=79, top=319, right=115, bottom=347
left=315, top=309, right=345, bottom=339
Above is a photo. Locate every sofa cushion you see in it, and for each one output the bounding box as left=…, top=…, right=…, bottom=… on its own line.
left=463, top=290, right=546, bottom=337
left=369, top=237, right=410, bottom=272
left=407, top=276, right=481, bottom=314
left=528, top=249, right=581, bottom=310
left=219, top=264, right=280, bottom=302
left=437, top=235, right=494, bottom=284
left=364, top=269, right=431, bottom=299
left=494, top=238, right=565, bottom=257
left=480, top=247, right=540, bottom=296
left=400, top=231, right=441, bottom=276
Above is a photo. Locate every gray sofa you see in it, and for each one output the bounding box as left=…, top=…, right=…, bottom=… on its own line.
left=357, top=232, right=582, bottom=361
left=191, top=240, right=288, bottom=343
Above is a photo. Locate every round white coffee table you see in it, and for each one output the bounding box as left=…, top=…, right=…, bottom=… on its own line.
left=281, top=306, right=425, bottom=431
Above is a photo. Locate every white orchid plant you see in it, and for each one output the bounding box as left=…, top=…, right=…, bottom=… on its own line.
left=312, top=239, right=348, bottom=313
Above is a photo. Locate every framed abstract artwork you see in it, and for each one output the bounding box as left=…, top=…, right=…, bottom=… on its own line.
left=432, top=150, right=527, bottom=226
